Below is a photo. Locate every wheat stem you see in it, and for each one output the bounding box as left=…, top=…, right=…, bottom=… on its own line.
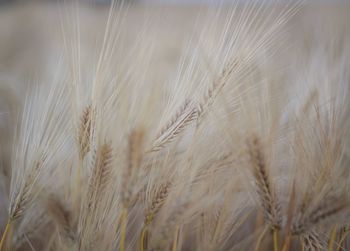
left=211, top=207, right=224, bottom=244
left=73, top=160, right=83, bottom=211
left=327, top=226, right=337, bottom=251
left=281, top=235, right=292, bottom=251
left=172, top=225, right=180, bottom=251
left=139, top=225, right=148, bottom=251
left=282, top=181, right=296, bottom=251
left=336, top=229, right=350, bottom=251
left=254, top=226, right=268, bottom=251
left=273, top=229, right=279, bottom=251
left=119, top=207, right=128, bottom=251
left=0, top=220, right=11, bottom=251
left=301, top=238, right=305, bottom=251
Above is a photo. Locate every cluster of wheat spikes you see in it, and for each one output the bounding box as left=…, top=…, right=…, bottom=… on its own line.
left=0, top=1, right=349, bottom=251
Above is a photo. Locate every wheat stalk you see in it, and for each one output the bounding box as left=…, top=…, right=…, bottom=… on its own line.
left=336, top=226, right=350, bottom=251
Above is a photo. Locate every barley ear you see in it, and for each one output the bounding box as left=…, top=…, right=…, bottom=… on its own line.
left=121, top=128, right=145, bottom=206
left=247, top=135, right=281, bottom=230
left=150, top=101, right=198, bottom=152
left=87, top=143, right=113, bottom=209
left=78, top=105, right=93, bottom=160
left=302, top=231, right=325, bottom=251
left=144, top=182, right=172, bottom=226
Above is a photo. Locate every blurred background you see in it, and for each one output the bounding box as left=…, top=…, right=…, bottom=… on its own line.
left=0, top=1, right=349, bottom=166
left=0, top=0, right=349, bottom=228
left=0, top=0, right=350, bottom=4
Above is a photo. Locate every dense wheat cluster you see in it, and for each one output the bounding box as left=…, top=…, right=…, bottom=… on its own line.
left=0, top=1, right=349, bottom=250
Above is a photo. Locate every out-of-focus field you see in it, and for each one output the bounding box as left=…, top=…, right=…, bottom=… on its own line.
left=0, top=2, right=349, bottom=84
left=0, top=2, right=349, bottom=226
left=0, top=4, right=349, bottom=143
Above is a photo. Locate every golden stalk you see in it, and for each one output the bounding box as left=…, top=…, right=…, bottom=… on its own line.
left=0, top=220, right=11, bottom=251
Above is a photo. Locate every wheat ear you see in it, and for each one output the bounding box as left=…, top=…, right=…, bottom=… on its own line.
left=78, top=105, right=93, bottom=160
left=0, top=156, right=44, bottom=250
left=302, top=231, right=325, bottom=251
left=144, top=182, right=171, bottom=225
left=121, top=128, right=145, bottom=206
left=150, top=58, right=239, bottom=153
left=74, top=105, right=93, bottom=209
left=87, top=143, right=113, bottom=210
left=293, top=196, right=347, bottom=236
left=10, top=156, right=45, bottom=221
left=140, top=182, right=171, bottom=251
left=247, top=135, right=281, bottom=251
left=78, top=143, right=112, bottom=250
left=150, top=100, right=198, bottom=152
left=197, top=59, right=239, bottom=118
left=155, top=99, right=191, bottom=140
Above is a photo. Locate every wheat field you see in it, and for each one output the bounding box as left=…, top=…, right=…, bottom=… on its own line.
left=0, top=1, right=349, bottom=250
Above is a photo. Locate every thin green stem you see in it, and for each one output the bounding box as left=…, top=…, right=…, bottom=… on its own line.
left=119, top=207, right=128, bottom=251
left=273, top=229, right=279, bottom=251
left=336, top=229, right=350, bottom=251
left=254, top=226, right=268, bottom=251
left=0, top=220, right=11, bottom=251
